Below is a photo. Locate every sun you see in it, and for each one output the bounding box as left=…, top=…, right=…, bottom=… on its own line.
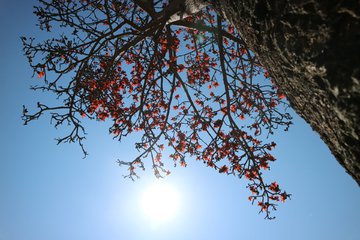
left=143, top=183, right=178, bottom=221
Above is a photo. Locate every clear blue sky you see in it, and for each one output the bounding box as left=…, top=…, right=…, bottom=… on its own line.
left=1, top=1, right=359, bottom=240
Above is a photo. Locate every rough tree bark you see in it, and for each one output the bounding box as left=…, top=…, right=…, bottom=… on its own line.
left=185, top=0, right=360, bottom=185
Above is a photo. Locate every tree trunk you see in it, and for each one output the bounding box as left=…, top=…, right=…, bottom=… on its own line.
left=207, top=0, right=360, bottom=186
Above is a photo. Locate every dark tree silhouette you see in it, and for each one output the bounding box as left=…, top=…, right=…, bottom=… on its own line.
left=22, top=0, right=293, bottom=219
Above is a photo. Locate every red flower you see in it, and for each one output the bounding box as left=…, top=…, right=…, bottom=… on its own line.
left=208, top=161, right=214, bottom=168
left=281, top=192, right=290, bottom=202
left=37, top=71, right=45, bottom=79
left=213, top=119, right=222, bottom=128
left=155, top=153, right=161, bottom=162
left=219, top=165, right=228, bottom=173
left=269, top=182, right=280, bottom=192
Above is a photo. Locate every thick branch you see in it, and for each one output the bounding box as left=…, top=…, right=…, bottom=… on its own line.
left=170, top=19, right=244, bottom=45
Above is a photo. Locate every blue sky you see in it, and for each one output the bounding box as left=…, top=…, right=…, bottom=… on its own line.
left=1, top=1, right=360, bottom=240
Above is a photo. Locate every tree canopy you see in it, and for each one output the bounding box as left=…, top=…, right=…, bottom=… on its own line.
left=22, top=0, right=293, bottom=219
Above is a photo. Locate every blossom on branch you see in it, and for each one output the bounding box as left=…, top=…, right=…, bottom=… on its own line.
left=21, top=0, right=292, bottom=220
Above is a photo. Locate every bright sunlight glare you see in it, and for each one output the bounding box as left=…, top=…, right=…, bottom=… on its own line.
left=143, top=183, right=178, bottom=221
